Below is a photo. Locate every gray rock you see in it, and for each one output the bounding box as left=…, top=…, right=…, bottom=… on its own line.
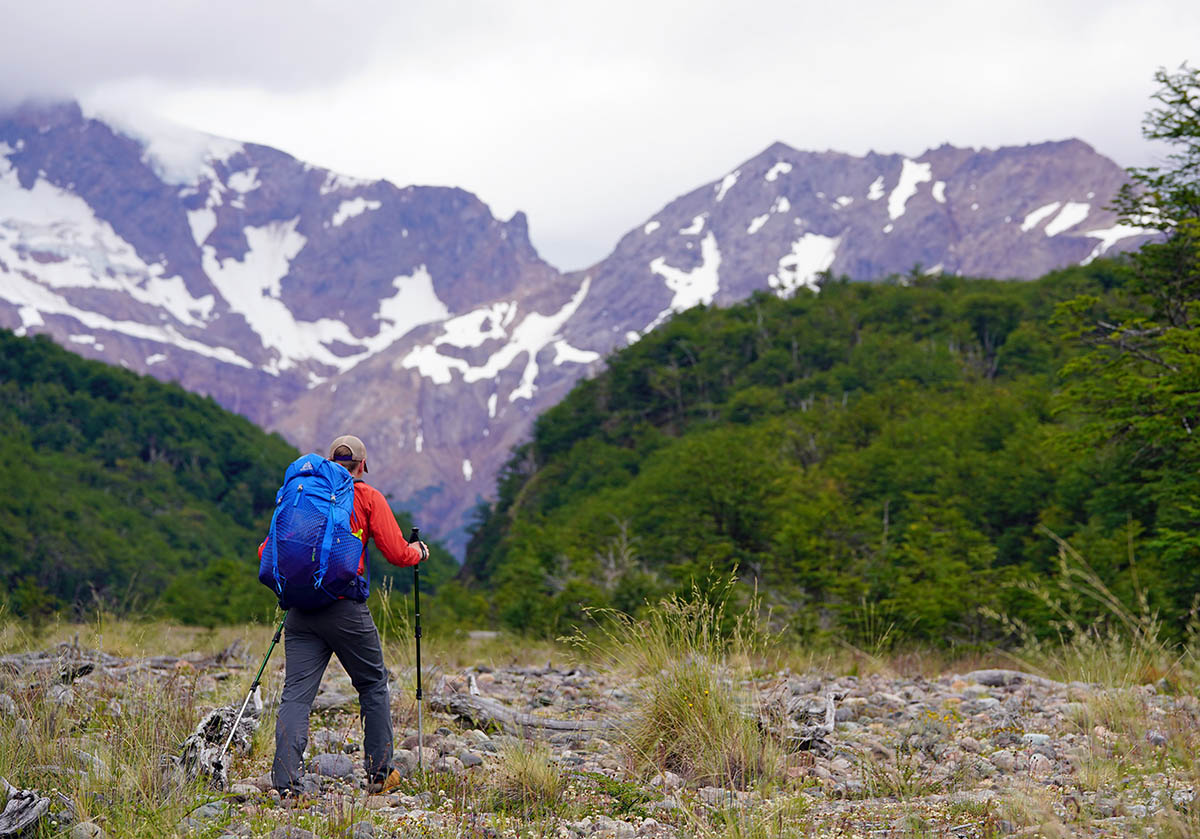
left=312, top=691, right=355, bottom=711
left=0, top=693, right=17, bottom=717
left=1146, top=729, right=1168, bottom=746
left=1022, top=733, right=1051, bottom=746
left=351, top=821, right=376, bottom=839
left=990, top=749, right=1015, bottom=773
left=458, top=751, right=484, bottom=768
left=268, top=828, right=317, bottom=839
left=312, top=752, right=356, bottom=778
left=187, top=801, right=229, bottom=822
left=649, top=771, right=684, bottom=791
left=227, top=784, right=259, bottom=801
left=434, top=756, right=464, bottom=774
left=1028, top=753, right=1053, bottom=776
left=69, top=823, right=104, bottom=839
left=463, top=729, right=492, bottom=746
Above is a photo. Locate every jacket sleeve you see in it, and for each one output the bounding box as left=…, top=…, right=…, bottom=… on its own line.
left=364, top=486, right=423, bottom=567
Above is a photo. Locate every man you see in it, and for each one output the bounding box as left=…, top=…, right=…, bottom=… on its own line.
left=261, top=434, right=428, bottom=799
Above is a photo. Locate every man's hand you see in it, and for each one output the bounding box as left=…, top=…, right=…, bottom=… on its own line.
left=417, top=541, right=429, bottom=561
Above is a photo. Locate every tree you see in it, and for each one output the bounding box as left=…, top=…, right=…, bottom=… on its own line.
left=1054, top=64, right=1200, bottom=621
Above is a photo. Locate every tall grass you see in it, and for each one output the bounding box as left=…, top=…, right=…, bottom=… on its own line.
left=569, top=576, right=783, bottom=789
left=985, top=526, right=1197, bottom=690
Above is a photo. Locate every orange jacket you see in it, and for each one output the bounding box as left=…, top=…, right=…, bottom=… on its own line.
left=258, top=478, right=424, bottom=575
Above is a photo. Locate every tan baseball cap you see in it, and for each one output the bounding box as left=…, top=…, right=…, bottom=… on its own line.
left=328, top=434, right=368, bottom=473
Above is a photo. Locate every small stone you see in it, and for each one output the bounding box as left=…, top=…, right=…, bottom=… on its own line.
left=312, top=691, right=355, bottom=711
left=188, top=801, right=229, bottom=822
left=959, top=736, right=981, bottom=753
left=268, top=828, right=317, bottom=839
left=464, top=729, right=492, bottom=745
left=228, top=784, right=259, bottom=801
left=69, top=823, right=104, bottom=839
left=1021, top=733, right=1051, bottom=747
left=458, top=751, right=484, bottom=768
left=1128, top=804, right=1148, bottom=818
left=1146, top=730, right=1168, bottom=746
left=990, top=750, right=1015, bottom=773
left=434, top=756, right=464, bottom=774
left=698, top=787, right=734, bottom=806
left=0, top=693, right=17, bottom=717
left=1028, top=754, right=1052, bottom=776
left=648, top=771, right=682, bottom=790
left=351, top=821, right=376, bottom=839
left=312, top=752, right=356, bottom=778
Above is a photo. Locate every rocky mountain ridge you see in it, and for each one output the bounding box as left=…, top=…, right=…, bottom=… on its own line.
left=0, top=102, right=1150, bottom=553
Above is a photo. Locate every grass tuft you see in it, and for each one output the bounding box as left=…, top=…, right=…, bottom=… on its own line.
left=569, top=576, right=784, bottom=789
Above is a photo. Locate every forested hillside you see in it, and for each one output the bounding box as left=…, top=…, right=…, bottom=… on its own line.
left=464, top=65, right=1200, bottom=645
left=0, top=330, right=457, bottom=625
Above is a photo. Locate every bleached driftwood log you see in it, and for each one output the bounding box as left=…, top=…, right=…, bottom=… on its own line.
left=0, top=777, right=49, bottom=839
left=429, top=693, right=620, bottom=736
left=963, top=669, right=1068, bottom=690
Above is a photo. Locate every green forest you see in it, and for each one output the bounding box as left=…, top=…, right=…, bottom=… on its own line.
left=462, top=65, right=1200, bottom=644
left=0, top=330, right=458, bottom=626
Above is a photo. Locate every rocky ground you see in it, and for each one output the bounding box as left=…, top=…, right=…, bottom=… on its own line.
left=1, top=641, right=1197, bottom=838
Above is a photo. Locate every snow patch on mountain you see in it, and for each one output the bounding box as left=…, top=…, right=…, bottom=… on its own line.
left=888, top=159, right=932, bottom=220
left=748, top=214, right=770, bottom=235
left=643, top=232, right=722, bottom=332
left=1044, top=202, right=1090, bottom=236
left=553, top=339, right=600, bottom=366
left=331, top=197, right=382, bottom=228
left=765, top=161, right=793, bottom=182
left=0, top=159, right=215, bottom=327
left=3, top=269, right=252, bottom=367
left=643, top=220, right=661, bottom=235
left=868, top=176, right=885, bottom=201
left=1081, top=223, right=1150, bottom=264
left=772, top=196, right=791, bottom=214
left=319, top=171, right=374, bottom=196
left=680, top=215, right=706, bottom=235
left=187, top=206, right=216, bottom=246
left=1021, top=202, right=1062, bottom=232
left=768, top=233, right=839, bottom=296
left=932, top=181, right=947, bottom=204
left=401, top=278, right=596, bottom=402
left=715, top=171, right=739, bottom=202
left=227, top=168, right=261, bottom=194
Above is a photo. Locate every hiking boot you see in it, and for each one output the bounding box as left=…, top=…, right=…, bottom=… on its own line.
left=367, top=768, right=403, bottom=794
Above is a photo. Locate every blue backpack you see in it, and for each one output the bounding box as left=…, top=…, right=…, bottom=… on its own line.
left=258, top=454, right=366, bottom=610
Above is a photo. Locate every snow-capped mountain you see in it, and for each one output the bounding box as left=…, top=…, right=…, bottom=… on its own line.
left=0, top=102, right=1149, bottom=554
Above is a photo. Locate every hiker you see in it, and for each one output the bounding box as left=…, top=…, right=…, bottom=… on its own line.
left=258, top=434, right=428, bottom=800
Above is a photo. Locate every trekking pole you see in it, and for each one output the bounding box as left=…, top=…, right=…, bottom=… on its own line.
left=409, top=527, right=424, bottom=776
left=217, top=614, right=286, bottom=773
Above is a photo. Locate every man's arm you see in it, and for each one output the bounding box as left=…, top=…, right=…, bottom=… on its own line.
left=363, top=485, right=425, bottom=567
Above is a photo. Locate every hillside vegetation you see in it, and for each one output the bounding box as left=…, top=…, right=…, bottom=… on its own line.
left=462, top=264, right=1132, bottom=640
left=465, top=66, right=1200, bottom=645
left=0, top=330, right=457, bottom=625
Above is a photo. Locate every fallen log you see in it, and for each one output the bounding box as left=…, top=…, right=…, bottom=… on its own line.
left=963, top=669, right=1068, bottom=690
left=0, top=777, right=49, bottom=839
left=429, top=693, right=621, bottom=736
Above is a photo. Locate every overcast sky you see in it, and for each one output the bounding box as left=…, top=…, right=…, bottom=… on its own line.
left=3, top=0, right=1197, bottom=270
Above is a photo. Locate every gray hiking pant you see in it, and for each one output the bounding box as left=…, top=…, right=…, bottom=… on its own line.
left=272, top=599, right=393, bottom=792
